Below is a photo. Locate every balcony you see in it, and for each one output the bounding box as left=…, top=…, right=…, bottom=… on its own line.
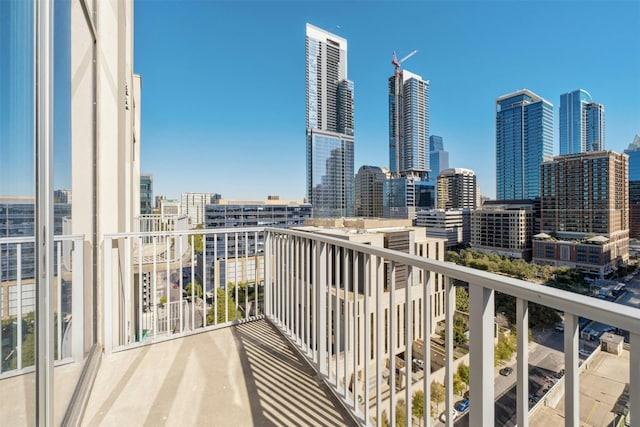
left=1, top=227, right=639, bottom=426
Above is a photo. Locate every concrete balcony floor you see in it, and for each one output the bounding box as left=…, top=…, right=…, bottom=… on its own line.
left=83, top=319, right=356, bottom=426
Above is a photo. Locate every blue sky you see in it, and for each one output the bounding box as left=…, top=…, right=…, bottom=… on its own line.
left=135, top=0, right=640, bottom=201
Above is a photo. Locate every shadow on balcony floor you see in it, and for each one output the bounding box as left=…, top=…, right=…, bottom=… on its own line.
left=83, top=319, right=356, bottom=426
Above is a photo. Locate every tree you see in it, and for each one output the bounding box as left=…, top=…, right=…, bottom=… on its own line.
left=185, top=281, right=203, bottom=299
left=412, top=390, right=425, bottom=426
left=453, top=373, right=466, bottom=395
left=206, top=288, right=238, bottom=324
left=191, top=224, right=204, bottom=254
left=395, top=400, right=407, bottom=427
left=456, top=287, right=469, bottom=313
left=457, top=363, right=469, bottom=387
left=453, top=317, right=468, bottom=346
left=431, top=381, right=445, bottom=412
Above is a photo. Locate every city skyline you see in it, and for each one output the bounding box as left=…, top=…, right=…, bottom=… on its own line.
left=134, top=1, right=640, bottom=201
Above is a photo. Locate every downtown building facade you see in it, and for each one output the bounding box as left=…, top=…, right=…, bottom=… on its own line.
left=559, top=89, right=605, bottom=155
left=416, top=208, right=471, bottom=248
left=625, top=135, right=640, bottom=239
left=471, top=202, right=535, bottom=260
left=305, top=24, right=354, bottom=218
left=436, top=168, right=478, bottom=210
left=140, top=174, right=153, bottom=214
left=495, top=89, right=553, bottom=200
left=201, top=198, right=312, bottom=287
left=533, top=151, right=629, bottom=277
left=181, top=192, right=221, bottom=228
left=354, top=165, right=390, bottom=217
left=385, top=69, right=432, bottom=220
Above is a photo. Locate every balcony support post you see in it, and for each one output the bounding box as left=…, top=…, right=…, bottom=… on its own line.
left=72, top=239, right=85, bottom=360
left=630, top=332, right=639, bottom=426
left=516, top=297, right=529, bottom=427
left=564, top=312, right=579, bottom=427
left=469, top=284, right=495, bottom=427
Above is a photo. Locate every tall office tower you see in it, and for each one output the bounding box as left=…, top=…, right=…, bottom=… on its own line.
left=389, top=70, right=430, bottom=178
left=436, top=168, right=478, bottom=210
left=625, top=135, right=640, bottom=238
left=559, top=89, right=605, bottom=155
left=535, top=151, right=629, bottom=277
left=140, top=174, right=153, bottom=214
left=305, top=23, right=355, bottom=218
left=429, top=135, right=449, bottom=179
left=355, top=165, right=390, bottom=217
left=496, top=89, right=553, bottom=200
left=181, top=192, right=220, bottom=227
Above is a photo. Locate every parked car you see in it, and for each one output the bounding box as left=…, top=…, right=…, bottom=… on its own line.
left=499, top=366, right=513, bottom=376
left=455, top=398, right=470, bottom=412
left=439, top=408, right=458, bottom=423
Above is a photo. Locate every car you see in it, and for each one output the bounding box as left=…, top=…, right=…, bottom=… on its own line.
left=439, top=408, right=458, bottom=423
left=499, top=366, right=513, bottom=376
left=455, top=398, right=470, bottom=412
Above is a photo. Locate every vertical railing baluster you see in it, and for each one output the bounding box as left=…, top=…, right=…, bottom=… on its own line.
left=72, top=238, right=84, bottom=360
left=214, top=234, right=218, bottom=325
left=17, top=244, right=22, bottom=369
left=244, top=231, right=248, bottom=320
left=234, top=232, right=239, bottom=322
left=137, top=236, right=142, bottom=342
left=56, top=241, right=62, bottom=358
left=423, top=269, right=430, bottom=427
left=152, top=236, right=157, bottom=340
left=389, top=261, right=396, bottom=426
left=353, top=250, right=359, bottom=415
left=335, top=245, right=341, bottom=390
left=328, top=245, right=334, bottom=383
left=165, top=235, right=170, bottom=334
left=363, top=253, right=370, bottom=424
left=202, top=233, right=207, bottom=326
left=343, top=247, right=350, bottom=401
left=469, top=283, right=495, bottom=427
left=318, top=242, right=327, bottom=376
left=375, top=255, right=383, bottom=426
left=445, top=276, right=454, bottom=427
left=405, top=263, right=413, bottom=425
left=516, top=297, right=529, bottom=427
left=564, top=312, right=579, bottom=427
left=630, top=332, right=639, bottom=427
left=191, top=234, right=195, bottom=330
left=224, top=233, right=229, bottom=324
left=124, top=238, right=130, bottom=345
left=104, top=237, right=114, bottom=353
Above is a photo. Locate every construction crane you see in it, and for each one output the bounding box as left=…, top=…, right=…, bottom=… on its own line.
left=391, top=49, right=418, bottom=74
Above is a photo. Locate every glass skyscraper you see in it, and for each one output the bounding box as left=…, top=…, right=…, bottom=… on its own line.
left=305, top=23, right=354, bottom=218
left=625, top=135, right=640, bottom=238
left=495, top=89, right=553, bottom=200
left=388, top=70, right=430, bottom=178
left=429, top=135, right=449, bottom=180
left=559, top=89, right=605, bottom=155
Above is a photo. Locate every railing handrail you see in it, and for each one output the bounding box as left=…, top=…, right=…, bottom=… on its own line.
left=104, top=226, right=263, bottom=239
left=265, top=227, right=640, bottom=335
left=0, top=234, right=84, bottom=244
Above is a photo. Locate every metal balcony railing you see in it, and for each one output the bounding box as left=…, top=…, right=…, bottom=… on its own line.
left=103, top=227, right=640, bottom=426
left=0, top=235, right=85, bottom=378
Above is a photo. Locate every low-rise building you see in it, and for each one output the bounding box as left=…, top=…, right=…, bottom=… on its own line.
left=471, top=202, right=534, bottom=260
left=416, top=208, right=471, bottom=248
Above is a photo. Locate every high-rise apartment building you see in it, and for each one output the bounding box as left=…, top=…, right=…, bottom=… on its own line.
left=496, top=89, right=553, bottom=200
left=383, top=177, right=435, bottom=220
left=354, top=165, right=390, bottom=217
left=305, top=23, right=355, bottom=218
left=181, top=192, right=220, bottom=227
left=559, top=89, right=605, bottom=155
left=429, top=135, right=449, bottom=180
left=140, top=174, right=153, bottom=214
left=471, top=203, right=534, bottom=260
left=625, top=135, right=640, bottom=238
left=436, top=168, right=477, bottom=210
left=389, top=70, right=430, bottom=178
left=534, top=151, right=629, bottom=277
